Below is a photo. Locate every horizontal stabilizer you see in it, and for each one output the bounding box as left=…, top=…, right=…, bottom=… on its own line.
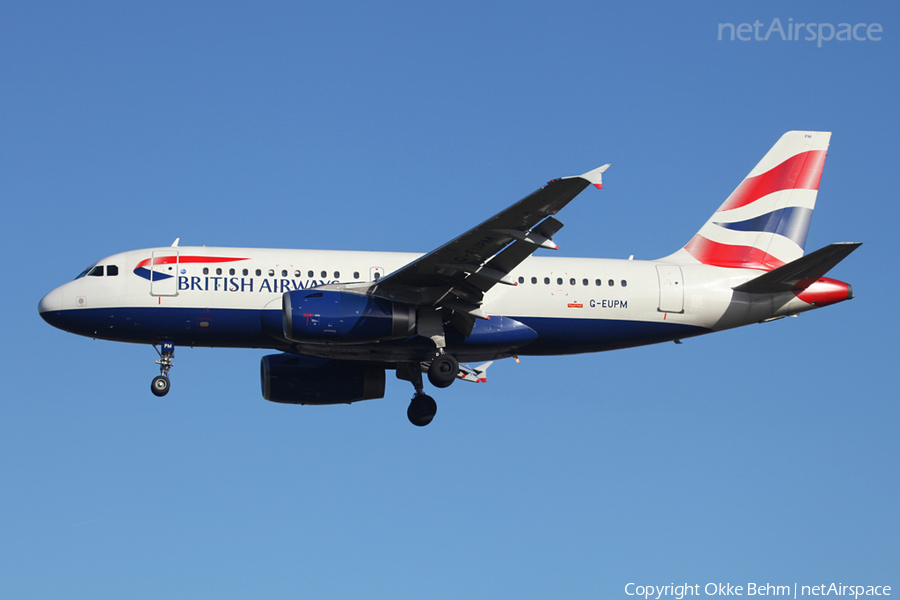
left=458, top=361, right=494, bottom=383
left=733, top=242, right=861, bottom=294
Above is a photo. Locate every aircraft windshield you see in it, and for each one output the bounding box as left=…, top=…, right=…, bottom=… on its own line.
left=75, top=264, right=97, bottom=279
left=75, top=264, right=103, bottom=279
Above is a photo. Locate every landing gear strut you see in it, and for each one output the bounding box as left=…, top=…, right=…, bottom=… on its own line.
left=151, top=341, right=174, bottom=397
left=397, top=362, right=438, bottom=427
left=397, top=353, right=459, bottom=426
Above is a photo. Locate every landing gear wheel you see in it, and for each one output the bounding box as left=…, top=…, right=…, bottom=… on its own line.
left=151, top=376, right=170, bottom=397
left=427, top=354, right=458, bottom=388
left=407, top=394, right=437, bottom=427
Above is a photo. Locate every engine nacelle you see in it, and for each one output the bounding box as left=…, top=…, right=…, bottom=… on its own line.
left=282, top=290, right=416, bottom=342
left=260, top=353, right=385, bottom=405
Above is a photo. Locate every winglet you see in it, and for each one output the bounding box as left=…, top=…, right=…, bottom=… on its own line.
left=580, top=164, right=610, bottom=189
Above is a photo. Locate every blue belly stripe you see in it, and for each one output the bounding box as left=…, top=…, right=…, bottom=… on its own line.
left=41, top=306, right=710, bottom=356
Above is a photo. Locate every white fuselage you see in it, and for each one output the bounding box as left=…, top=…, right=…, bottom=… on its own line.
left=38, top=246, right=821, bottom=363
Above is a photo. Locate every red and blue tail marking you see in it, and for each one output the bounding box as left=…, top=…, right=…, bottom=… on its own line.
left=669, top=131, right=831, bottom=271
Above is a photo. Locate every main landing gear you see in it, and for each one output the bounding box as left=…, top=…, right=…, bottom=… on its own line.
left=427, top=352, right=458, bottom=388
left=398, top=352, right=459, bottom=426
left=408, top=393, right=437, bottom=428
left=151, top=341, right=175, bottom=397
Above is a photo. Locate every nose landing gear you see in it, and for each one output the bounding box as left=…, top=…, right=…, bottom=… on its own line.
left=151, top=375, right=170, bottom=396
left=151, top=341, right=175, bottom=397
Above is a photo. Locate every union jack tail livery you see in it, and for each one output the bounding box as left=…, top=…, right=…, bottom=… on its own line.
left=670, top=131, right=830, bottom=271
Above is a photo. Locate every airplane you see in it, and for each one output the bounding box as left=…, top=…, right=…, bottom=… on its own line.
left=38, top=131, right=860, bottom=426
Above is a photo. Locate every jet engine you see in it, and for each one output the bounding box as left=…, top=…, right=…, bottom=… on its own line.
left=282, top=290, right=416, bottom=342
left=260, top=353, right=385, bottom=405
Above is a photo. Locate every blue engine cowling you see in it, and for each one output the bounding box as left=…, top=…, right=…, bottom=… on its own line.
left=260, top=353, right=386, bottom=405
left=283, top=290, right=416, bottom=342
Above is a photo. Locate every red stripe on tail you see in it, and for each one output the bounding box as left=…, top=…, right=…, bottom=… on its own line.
left=718, top=150, right=826, bottom=212
left=684, top=235, right=786, bottom=271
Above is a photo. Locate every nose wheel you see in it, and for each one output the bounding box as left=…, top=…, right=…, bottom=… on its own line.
left=151, top=341, right=175, bottom=397
left=151, top=375, right=170, bottom=397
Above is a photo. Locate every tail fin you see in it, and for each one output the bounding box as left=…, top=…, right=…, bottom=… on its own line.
left=665, top=131, right=831, bottom=270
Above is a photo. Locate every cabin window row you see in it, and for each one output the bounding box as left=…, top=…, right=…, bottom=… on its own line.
left=199, top=267, right=369, bottom=280
left=516, top=276, right=628, bottom=287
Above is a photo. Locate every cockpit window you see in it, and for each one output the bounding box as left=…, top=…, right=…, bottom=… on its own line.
left=75, top=264, right=96, bottom=279
left=76, top=264, right=116, bottom=279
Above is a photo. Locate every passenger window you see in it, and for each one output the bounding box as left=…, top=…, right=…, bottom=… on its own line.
left=544, top=277, right=550, bottom=285
left=255, top=269, right=261, bottom=276
left=569, top=278, right=575, bottom=286
left=243, top=269, right=248, bottom=276
left=334, top=271, right=340, bottom=278
left=216, top=268, right=222, bottom=275
left=608, top=279, right=615, bottom=287
left=321, top=270, right=327, bottom=278
left=557, top=277, right=563, bottom=285
left=374, top=272, right=381, bottom=280
left=107, top=265, right=119, bottom=276
left=531, top=276, right=537, bottom=284
left=308, top=270, right=314, bottom=278
left=518, top=276, right=524, bottom=284
left=295, top=270, right=301, bottom=277
left=582, top=278, right=588, bottom=286
left=595, top=279, right=602, bottom=286
left=354, top=271, right=360, bottom=279
left=268, top=269, right=275, bottom=276
left=282, top=270, right=288, bottom=277
left=621, top=280, right=627, bottom=287
left=203, top=267, right=209, bottom=275
left=229, top=268, right=235, bottom=276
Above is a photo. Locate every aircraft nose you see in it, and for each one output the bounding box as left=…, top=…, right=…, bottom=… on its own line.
left=38, top=287, right=66, bottom=329
left=39, top=287, right=62, bottom=315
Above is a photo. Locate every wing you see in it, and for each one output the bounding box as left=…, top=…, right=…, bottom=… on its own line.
left=368, top=165, right=609, bottom=335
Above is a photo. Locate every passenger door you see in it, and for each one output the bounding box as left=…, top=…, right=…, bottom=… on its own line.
left=656, top=265, right=684, bottom=313
left=150, top=250, right=179, bottom=297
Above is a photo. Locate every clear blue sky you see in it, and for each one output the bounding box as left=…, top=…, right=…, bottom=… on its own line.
left=2, top=1, right=897, bottom=598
